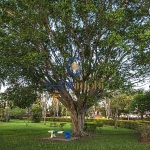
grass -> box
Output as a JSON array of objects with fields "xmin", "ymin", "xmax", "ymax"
[{"xmin": 0, "ymin": 120, "xmax": 150, "ymax": 150}]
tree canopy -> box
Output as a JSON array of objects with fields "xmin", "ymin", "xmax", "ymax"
[
  {"xmin": 4, "ymin": 85, "xmax": 37, "ymax": 109},
  {"xmin": 111, "ymin": 93, "xmax": 133, "ymax": 115},
  {"xmin": 0, "ymin": 0, "xmax": 150, "ymax": 136},
  {"xmin": 130, "ymin": 91, "xmax": 150, "ymax": 119}
]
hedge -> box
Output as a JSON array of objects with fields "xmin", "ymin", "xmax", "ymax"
[
  {"xmin": 43, "ymin": 117, "xmax": 71, "ymax": 122},
  {"xmin": 117, "ymin": 120, "xmax": 139, "ymax": 130},
  {"xmin": 0, "ymin": 117, "xmax": 10, "ymax": 122},
  {"xmin": 84, "ymin": 121, "xmax": 103, "ymax": 131},
  {"xmin": 138, "ymin": 124, "xmax": 150, "ymax": 142},
  {"xmin": 138, "ymin": 121, "xmax": 150, "ymax": 125},
  {"xmin": 38, "ymin": 117, "xmax": 149, "ymax": 134},
  {"xmin": 16, "ymin": 117, "xmax": 150, "ymax": 131}
]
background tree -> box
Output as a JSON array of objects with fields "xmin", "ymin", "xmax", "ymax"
[
  {"xmin": 4, "ymin": 85, "xmax": 37, "ymax": 109},
  {"xmin": 31, "ymin": 104, "xmax": 42, "ymax": 123},
  {"xmin": 111, "ymin": 93, "xmax": 133, "ymax": 117},
  {"xmin": 0, "ymin": 92, "xmax": 13, "ymax": 122},
  {"xmin": 130, "ymin": 91, "xmax": 150, "ymax": 120},
  {"xmin": 1, "ymin": 0, "xmax": 150, "ymax": 136},
  {"xmin": 11, "ymin": 107, "xmax": 26, "ymax": 119}
]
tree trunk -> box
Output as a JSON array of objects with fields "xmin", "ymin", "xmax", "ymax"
[
  {"xmin": 44, "ymin": 116, "xmax": 46, "ymax": 125},
  {"xmin": 5, "ymin": 109, "xmax": 10, "ymax": 122},
  {"xmin": 141, "ymin": 112, "xmax": 144, "ymax": 120},
  {"xmin": 114, "ymin": 115, "xmax": 118, "ymax": 129},
  {"xmin": 66, "ymin": 108, "xmax": 67, "ymax": 118},
  {"xmin": 57, "ymin": 89, "xmax": 91, "ymax": 137},
  {"xmin": 70, "ymin": 110, "xmax": 88, "ymax": 137}
]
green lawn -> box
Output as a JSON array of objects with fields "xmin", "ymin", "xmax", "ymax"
[{"xmin": 0, "ymin": 120, "xmax": 149, "ymax": 150}]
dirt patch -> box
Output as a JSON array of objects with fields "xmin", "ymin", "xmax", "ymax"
[
  {"xmin": 138, "ymin": 138, "xmax": 150, "ymax": 144},
  {"xmin": 40, "ymin": 136, "xmax": 80, "ymax": 142}
]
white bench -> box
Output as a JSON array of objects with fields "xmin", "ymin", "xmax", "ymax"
[
  {"xmin": 48, "ymin": 130, "xmax": 63, "ymax": 138},
  {"xmin": 48, "ymin": 130, "xmax": 72, "ymax": 139}
]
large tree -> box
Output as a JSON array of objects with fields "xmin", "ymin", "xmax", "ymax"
[{"xmin": 0, "ymin": 0, "xmax": 150, "ymax": 136}]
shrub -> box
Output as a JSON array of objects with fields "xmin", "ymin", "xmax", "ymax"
[
  {"xmin": 0, "ymin": 117, "xmax": 5, "ymax": 122},
  {"xmin": 103, "ymin": 119, "xmax": 114, "ymax": 126},
  {"xmin": 138, "ymin": 124, "xmax": 150, "ymax": 142},
  {"xmin": 85, "ymin": 118, "xmax": 95, "ymax": 122},
  {"xmin": 22, "ymin": 117, "xmax": 30, "ymax": 120},
  {"xmin": 31, "ymin": 105, "xmax": 42, "ymax": 123},
  {"xmin": 94, "ymin": 120, "xmax": 103, "ymax": 127},
  {"xmin": 84, "ymin": 120, "xmax": 103, "ymax": 132},
  {"xmin": 139, "ymin": 121, "xmax": 150, "ymax": 125},
  {"xmin": 86, "ymin": 119, "xmax": 140, "ymax": 130},
  {"xmin": 11, "ymin": 107, "xmax": 26, "ymax": 119},
  {"xmin": 84, "ymin": 122, "xmax": 97, "ymax": 132},
  {"xmin": 117, "ymin": 121, "xmax": 139, "ymax": 130},
  {"xmin": 44, "ymin": 117, "xmax": 71, "ymax": 122},
  {"xmin": 0, "ymin": 117, "xmax": 10, "ymax": 122}
]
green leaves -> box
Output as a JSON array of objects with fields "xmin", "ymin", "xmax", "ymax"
[
  {"xmin": 5, "ymin": 86, "xmax": 37, "ymax": 109},
  {"xmin": 131, "ymin": 91, "xmax": 150, "ymax": 114},
  {"xmin": 0, "ymin": 0, "xmax": 150, "ymax": 112}
]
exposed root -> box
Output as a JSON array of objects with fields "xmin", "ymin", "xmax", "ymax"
[{"xmin": 72, "ymin": 131, "xmax": 91, "ymax": 138}]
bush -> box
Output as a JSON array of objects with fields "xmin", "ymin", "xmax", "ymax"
[
  {"xmin": 0, "ymin": 117, "xmax": 10, "ymax": 122},
  {"xmin": 85, "ymin": 118, "xmax": 95, "ymax": 122},
  {"xmin": 84, "ymin": 122, "xmax": 97, "ymax": 131},
  {"xmin": 102, "ymin": 119, "xmax": 114, "ymax": 126},
  {"xmin": 0, "ymin": 117, "xmax": 5, "ymax": 122},
  {"xmin": 84, "ymin": 120, "xmax": 103, "ymax": 132},
  {"xmin": 139, "ymin": 121, "xmax": 150, "ymax": 125},
  {"xmin": 44, "ymin": 117, "xmax": 71, "ymax": 122},
  {"xmin": 117, "ymin": 121, "xmax": 139, "ymax": 130},
  {"xmin": 11, "ymin": 107, "xmax": 26, "ymax": 119},
  {"xmin": 94, "ymin": 120, "xmax": 103, "ymax": 127},
  {"xmin": 86, "ymin": 118, "xmax": 140, "ymax": 130},
  {"xmin": 22, "ymin": 117, "xmax": 32, "ymax": 120},
  {"xmin": 138, "ymin": 125, "xmax": 150, "ymax": 142},
  {"xmin": 31, "ymin": 105, "xmax": 42, "ymax": 123}
]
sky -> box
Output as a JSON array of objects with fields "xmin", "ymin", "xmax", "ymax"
[
  {"xmin": 133, "ymin": 83, "xmax": 150, "ymax": 91},
  {"xmin": 0, "ymin": 85, "xmax": 7, "ymax": 92}
]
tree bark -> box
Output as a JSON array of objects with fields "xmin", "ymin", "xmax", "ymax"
[
  {"xmin": 70, "ymin": 109, "xmax": 88, "ymax": 137},
  {"xmin": 5, "ymin": 108, "xmax": 10, "ymax": 122},
  {"xmin": 141, "ymin": 112, "xmax": 144, "ymax": 120},
  {"xmin": 114, "ymin": 98, "xmax": 119, "ymax": 129},
  {"xmin": 57, "ymin": 89, "xmax": 92, "ymax": 137}
]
